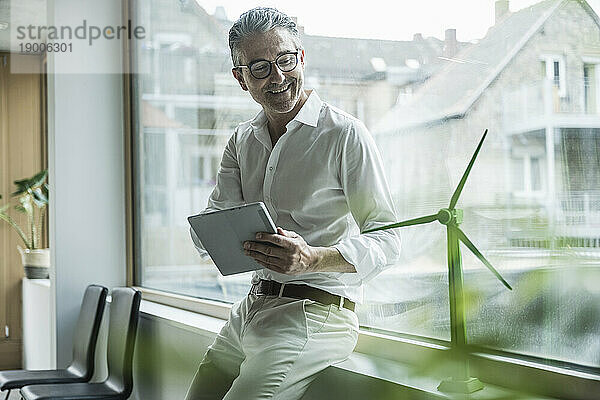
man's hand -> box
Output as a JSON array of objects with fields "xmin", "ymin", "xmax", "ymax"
[
  {"xmin": 243, "ymin": 227, "xmax": 316, "ymax": 275},
  {"xmin": 243, "ymin": 227, "xmax": 357, "ymax": 274}
]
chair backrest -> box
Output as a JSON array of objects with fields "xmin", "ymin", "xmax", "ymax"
[
  {"xmin": 67, "ymin": 284, "xmax": 108, "ymax": 380},
  {"xmin": 105, "ymin": 287, "xmax": 141, "ymax": 396}
]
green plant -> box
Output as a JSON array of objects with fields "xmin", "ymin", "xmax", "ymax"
[{"xmin": 0, "ymin": 170, "xmax": 48, "ymax": 250}]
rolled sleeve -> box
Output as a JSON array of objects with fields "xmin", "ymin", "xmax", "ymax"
[
  {"xmin": 206, "ymin": 128, "xmax": 245, "ymax": 211},
  {"xmin": 333, "ymin": 120, "xmax": 401, "ymax": 284}
]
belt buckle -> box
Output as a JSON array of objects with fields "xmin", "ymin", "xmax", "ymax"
[{"xmin": 277, "ymin": 282, "xmax": 286, "ymax": 297}]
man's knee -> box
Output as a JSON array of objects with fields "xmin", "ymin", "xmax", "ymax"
[{"xmin": 185, "ymin": 358, "xmax": 236, "ymax": 400}]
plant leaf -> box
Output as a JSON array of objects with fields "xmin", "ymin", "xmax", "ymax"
[
  {"xmin": 0, "ymin": 212, "xmax": 32, "ymax": 248},
  {"xmin": 32, "ymin": 198, "xmax": 46, "ymax": 208},
  {"xmin": 19, "ymin": 196, "xmax": 33, "ymax": 215},
  {"xmin": 32, "ymin": 187, "xmax": 48, "ymax": 206},
  {"xmin": 12, "ymin": 170, "xmax": 48, "ymax": 196},
  {"xmin": 29, "ymin": 170, "xmax": 48, "ymax": 188},
  {"xmin": 12, "ymin": 183, "xmax": 28, "ymax": 196}
]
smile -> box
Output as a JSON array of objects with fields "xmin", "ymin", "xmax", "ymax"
[{"xmin": 267, "ymin": 83, "xmax": 291, "ymax": 94}]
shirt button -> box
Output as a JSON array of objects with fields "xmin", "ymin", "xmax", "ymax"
[{"xmin": 269, "ymin": 166, "xmax": 273, "ymax": 171}]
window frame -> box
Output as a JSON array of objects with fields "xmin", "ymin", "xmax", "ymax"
[
  {"xmin": 582, "ymin": 56, "xmax": 600, "ymax": 114},
  {"xmin": 511, "ymin": 150, "xmax": 546, "ymax": 197},
  {"xmin": 122, "ymin": 1, "xmax": 600, "ymax": 398},
  {"xmin": 541, "ymin": 54, "xmax": 567, "ymax": 98}
]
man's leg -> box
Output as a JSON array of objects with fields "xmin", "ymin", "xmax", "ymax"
[
  {"xmin": 222, "ymin": 297, "xmax": 359, "ymax": 400},
  {"xmin": 184, "ymin": 355, "xmax": 238, "ymax": 400},
  {"xmin": 185, "ymin": 295, "xmax": 265, "ymax": 400}
]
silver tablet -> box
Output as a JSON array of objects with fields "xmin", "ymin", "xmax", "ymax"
[{"xmin": 187, "ymin": 202, "xmax": 277, "ymax": 276}]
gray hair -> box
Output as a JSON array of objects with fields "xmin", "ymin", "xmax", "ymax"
[{"xmin": 229, "ymin": 7, "xmax": 302, "ymax": 66}]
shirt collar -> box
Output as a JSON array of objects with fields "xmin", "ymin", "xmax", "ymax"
[
  {"xmin": 249, "ymin": 109, "xmax": 268, "ymax": 131},
  {"xmin": 291, "ymin": 90, "xmax": 321, "ymax": 128}
]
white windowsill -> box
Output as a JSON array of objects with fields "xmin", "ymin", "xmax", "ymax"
[{"xmin": 140, "ymin": 298, "xmax": 226, "ymax": 335}]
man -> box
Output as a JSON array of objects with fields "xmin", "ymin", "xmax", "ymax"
[{"xmin": 185, "ymin": 7, "xmax": 400, "ymax": 400}]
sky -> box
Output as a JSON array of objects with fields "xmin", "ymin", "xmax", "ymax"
[{"xmin": 196, "ymin": 0, "xmax": 600, "ymax": 41}]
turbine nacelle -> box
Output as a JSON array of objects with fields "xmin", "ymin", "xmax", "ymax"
[{"xmin": 436, "ymin": 208, "xmax": 462, "ymax": 225}]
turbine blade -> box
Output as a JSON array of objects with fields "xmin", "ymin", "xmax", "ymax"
[
  {"xmin": 362, "ymin": 214, "xmax": 438, "ymax": 233},
  {"xmin": 455, "ymin": 227, "xmax": 513, "ymax": 290},
  {"xmin": 449, "ymin": 129, "xmax": 488, "ymax": 210}
]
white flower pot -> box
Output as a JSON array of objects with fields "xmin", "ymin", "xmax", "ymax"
[{"xmin": 18, "ymin": 246, "xmax": 50, "ymax": 279}]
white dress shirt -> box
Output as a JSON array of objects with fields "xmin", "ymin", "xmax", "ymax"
[{"xmin": 190, "ymin": 90, "xmax": 400, "ymax": 303}]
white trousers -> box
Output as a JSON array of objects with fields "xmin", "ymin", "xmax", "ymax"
[{"xmin": 185, "ymin": 294, "xmax": 359, "ymax": 400}]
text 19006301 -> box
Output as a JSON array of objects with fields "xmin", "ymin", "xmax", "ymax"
[{"xmin": 19, "ymin": 42, "xmax": 73, "ymax": 54}]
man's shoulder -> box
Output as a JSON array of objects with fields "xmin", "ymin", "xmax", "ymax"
[
  {"xmin": 319, "ymin": 101, "xmax": 367, "ymax": 132},
  {"xmin": 235, "ymin": 120, "xmax": 251, "ymax": 134},
  {"xmin": 318, "ymin": 101, "xmax": 375, "ymax": 150},
  {"xmin": 232, "ymin": 117, "xmax": 260, "ymax": 141}
]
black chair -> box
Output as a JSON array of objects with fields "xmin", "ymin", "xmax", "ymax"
[
  {"xmin": 0, "ymin": 285, "xmax": 108, "ymax": 400},
  {"xmin": 20, "ymin": 287, "xmax": 141, "ymax": 400}
]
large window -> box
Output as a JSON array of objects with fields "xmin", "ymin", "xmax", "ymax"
[{"xmin": 131, "ymin": 0, "xmax": 600, "ymax": 371}]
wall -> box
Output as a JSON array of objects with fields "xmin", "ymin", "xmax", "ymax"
[
  {"xmin": 131, "ymin": 315, "xmax": 214, "ymax": 399},
  {"xmin": 122, "ymin": 308, "xmax": 436, "ymax": 400},
  {"xmin": 46, "ymin": 0, "xmax": 126, "ymax": 367}
]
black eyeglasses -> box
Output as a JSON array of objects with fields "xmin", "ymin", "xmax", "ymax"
[{"xmin": 236, "ymin": 51, "xmax": 299, "ymax": 79}]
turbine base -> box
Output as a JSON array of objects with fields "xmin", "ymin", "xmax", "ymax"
[{"xmin": 438, "ymin": 377, "xmax": 484, "ymax": 393}]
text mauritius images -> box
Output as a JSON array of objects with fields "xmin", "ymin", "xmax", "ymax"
[{"xmin": 16, "ymin": 19, "xmax": 146, "ymax": 46}]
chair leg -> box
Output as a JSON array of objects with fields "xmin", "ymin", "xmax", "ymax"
[{"xmin": 3, "ymin": 390, "xmax": 10, "ymax": 400}]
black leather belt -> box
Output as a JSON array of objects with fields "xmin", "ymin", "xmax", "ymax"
[{"xmin": 250, "ymin": 279, "xmax": 355, "ymax": 312}]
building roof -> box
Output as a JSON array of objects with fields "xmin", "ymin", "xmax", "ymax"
[
  {"xmin": 301, "ymin": 34, "xmax": 449, "ymax": 82},
  {"xmin": 151, "ymin": 4, "xmax": 468, "ymax": 96},
  {"xmin": 205, "ymin": 10, "xmax": 464, "ymax": 84},
  {"xmin": 374, "ymin": 0, "xmax": 584, "ymax": 134}
]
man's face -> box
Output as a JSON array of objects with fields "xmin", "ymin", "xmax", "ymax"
[{"xmin": 232, "ymin": 28, "xmax": 305, "ymax": 117}]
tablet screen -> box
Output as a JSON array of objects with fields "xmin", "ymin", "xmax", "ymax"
[{"xmin": 188, "ymin": 202, "xmax": 276, "ymax": 276}]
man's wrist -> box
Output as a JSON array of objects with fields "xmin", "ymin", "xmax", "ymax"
[{"xmin": 310, "ymin": 246, "xmax": 356, "ymax": 273}]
